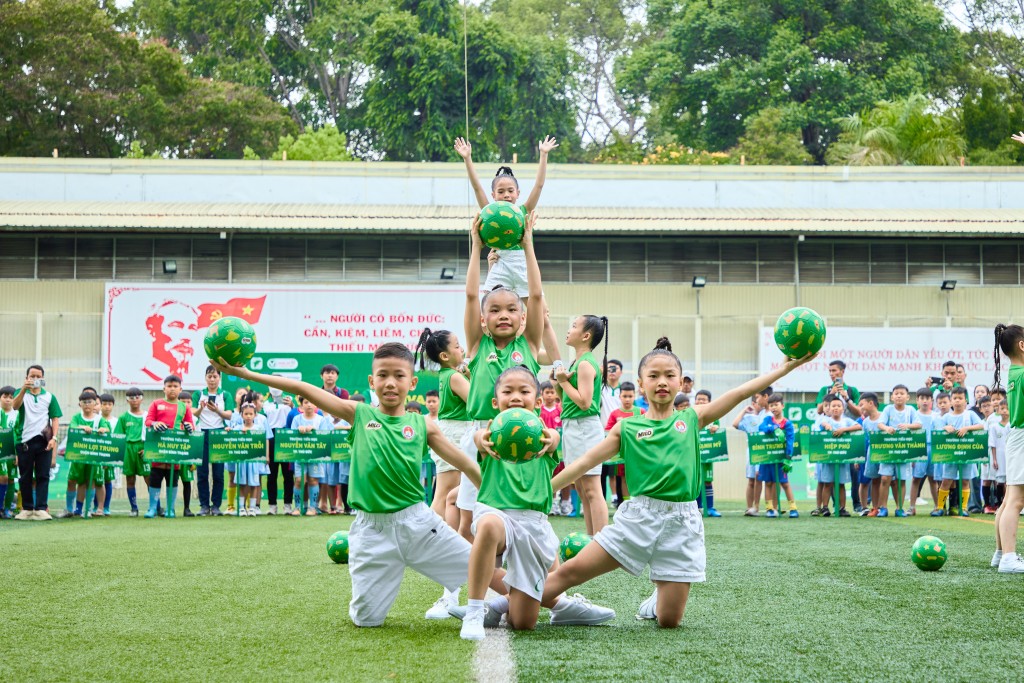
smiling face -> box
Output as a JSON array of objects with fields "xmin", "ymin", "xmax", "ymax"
[
  {"xmin": 368, "ymin": 357, "xmax": 416, "ymax": 410},
  {"xmin": 482, "ymin": 289, "xmax": 523, "ymax": 342},
  {"xmin": 491, "ymin": 177, "xmax": 520, "ymax": 204},
  {"xmin": 492, "ymin": 373, "xmax": 538, "ymax": 412},
  {"xmin": 637, "ymin": 356, "xmax": 682, "ymax": 410}
]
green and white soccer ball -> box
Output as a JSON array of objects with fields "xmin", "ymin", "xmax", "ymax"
[
  {"xmin": 773, "ymin": 307, "xmax": 826, "ymax": 359},
  {"xmin": 491, "ymin": 407, "xmax": 545, "ymax": 463},
  {"xmin": 559, "ymin": 531, "xmax": 591, "ymax": 563},
  {"xmin": 327, "ymin": 530, "xmax": 350, "ymax": 564},
  {"xmin": 204, "ymin": 316, "xmax": 257, "ymax": 367},
  {"xmin": 911, "ymin": 535, "xmax": 947, "ymax": 571},
  {"xmin": 479, "ymin": 201, "xmax": 526, "ymax": 249}
]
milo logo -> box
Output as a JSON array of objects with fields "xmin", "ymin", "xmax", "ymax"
[
  {"xmin": 674, "ymin": 420, "xmax": 688, "ymax": 434},
  {"xmin": 511, "ymin": 351, "xmax": 524, "ymax": 364},
  {"xmin": 487, "ymin": 353, "xmax": 499, "ymax": 363},
  {"xmin": 635, "ymin": 428, "xmax": 654, "ymax": 440},
  {"xmin": 241, "ymin": 337, "xmax": 252, "ymax": 345},
  {"xmin": 365, "ymin": 421, "xmax": 382, "ymax": 430},
  {"xmin": 402, "ymin": 425, "xmax": 415, "ymax": 440}
]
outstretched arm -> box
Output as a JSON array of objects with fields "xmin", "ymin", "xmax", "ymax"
[
  {"xmin": 696, "ymin": 354, "xmax": 817, "ymax": 429},
  {"xmin": 455, "ymin": 137, "xmax": 489, "ymax": 208},
  {"xmin": 523, "ymin": 136, "xmax": 558, "ymax": 212},
  {"xmin": 551, "ymin": 423, "xmax": 621, "ymax": 490},
  {"xmin": 521, "ymin": 211, "xmax": 544, "ymax": 355},
  {"xmin": 464, "ymin": 217, "xmax": 485, "ymax": 356},
  {"xmin": 210, "ymin": 359, "xmax": 357, "ymax": 426}
]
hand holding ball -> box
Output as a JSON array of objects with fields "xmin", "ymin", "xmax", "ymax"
[
  {"xmin": 204, "ymin": 316, "xmax": 257, "ymax": 367},
  {"xmin": 491, "ymin": 408, "xmax": 546, "ymax": 463},
  {"xmin": 774, "ymin": 307, "xmax": 826, "ymax": 359}
]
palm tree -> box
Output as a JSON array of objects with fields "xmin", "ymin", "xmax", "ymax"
[{"xmin": 827, "ymin": 94, "xmax": 966, "ymax": 166}]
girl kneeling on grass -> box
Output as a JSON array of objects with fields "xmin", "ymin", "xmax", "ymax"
[{"xmin": 542, "ymin": 338, "xmax": 815, "ymax": 628}]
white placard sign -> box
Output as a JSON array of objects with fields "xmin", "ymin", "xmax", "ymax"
[
  {"xmin": 103, "ymin": 283, "xmax": 464, "ymax": 389},
  {"xmin": 758, "ymin": 326, "xmax": 998, "ymax": 392}
]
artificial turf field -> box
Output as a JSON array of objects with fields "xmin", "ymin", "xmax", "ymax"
[{"xmin": 4, "ymin": 503, "xmax": 1022, "ymax": 682}]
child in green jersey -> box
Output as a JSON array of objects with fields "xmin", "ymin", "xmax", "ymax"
[
  {"xmin": 0, "ymin": 386, "xmax": 17, "ymax": 518},
  {"xmin": 67, "ymin": 391, "xmax": 112, "ymax": 517},
  {"xmin": 991, "ymin": 323, "xmax": 1024, "ymax": 573},
  {"xmin": 212, "ymin": 342, "xmax": 484, "ymax": 627},
  {"xmin": 114, "ymin": 388, "xmax": 147, "ymax": 516},
  {"xmin": 95, "ymin": 394, "xmax": 117, "ymax": 515},
  {"xmin": 453, "ymin": 366, "xmax": 614, "ymax": 640},
  {"xmin": 555, "ymin": 314, "xmax": 610, "ymax": 536},
  {"xmin": 457, "ymin": 212, "xmax": 546, "ymax": 539},
  {"xmin": 542, "ymin": 337, "xmax": 815, "ymax": 628}
]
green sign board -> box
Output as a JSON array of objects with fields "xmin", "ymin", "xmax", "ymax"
[
  {"xmin": 699, "ymin": 430, "xmax": 728, "ymax": 463},
  {"xmin": 329, "ymin": 428, "xmax": 352, "ymax": 462},
  {"xmin": 64, "ymin": 429, "xmax": 127, "ymax": 466},
  {"xmin": 802, "ymin": 432, "xmax": 866, "ymax": 464},
  {"xmin": 208, "ymin": 430, "xmax": 267, "ymax": 463},
  {"xmin": 143, "ymin": 430, "xmax": 205, "ymax": 465},
  {"xmin": 273, "ymin": 429, "xmax": 332, "ymax": 463},
  {"xmin": 0, "ymin": 428, "xmax": 14, "ymax": 462},
  {"xmin": 747, "ymin": 433, "xmax": 789, "ymax": 465},
  {"xmin": 868, "ymin": 432, "xmax": 927, "ymax": 463},
  {"xmin": 931, "ymin": 431, "xmax": 988, "ymax": 464}
]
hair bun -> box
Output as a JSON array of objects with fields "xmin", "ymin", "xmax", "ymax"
[
  {"xmin": 654, "ymin": 336, "xmax": 672, "ymax": 352},
  {"xmin": 495, "ymin": 166, "xmax": 515, "ymax": 178}
]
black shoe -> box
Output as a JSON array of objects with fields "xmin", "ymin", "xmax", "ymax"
[
  {"xmin": 820, "ymin": 508, "xmax": 831, "ymax": 517},
  {"xmin": 199, "ymin": 506, "xmax": 210, "ymax": 516},
  {"xmin": 211, "ymin": 507, "xmax": 224, "ymax": 516},
  {"xmin": 183, "ymin": 508, "xmax": 194, "ymax": 517},
  {"xmin": 838, "ymin": 508, "xmax": 851, "ymax": 517}
]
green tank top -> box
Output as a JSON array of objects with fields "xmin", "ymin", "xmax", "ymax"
[
  {"xmin": 619, "ymin": 408, "xmax": 701, "ymax": 502},
  {"xmin": 467, "ymin": 335, "xmax": 540, "ymax": 421},
  {"xmin": 346, "ymin": 403, "xmax": 429, "ymax": 513},
  {"xmin": 1008, "ymin": 364, "xmax": 1024, "ymax": 429},
  {"xmin": 438, "ymin": 368, "xmax": 470, "ymax": 421},
  {"xmin": 561, "ymin": 352, "xmax": 601, "ymax": 421},
  {"xmin": 477, "ymin": 453, "xmax": 558, "ymax": 514},
  {"xmin": 115, "ymin": 412, "xmax": 145, "ymax": 442}
]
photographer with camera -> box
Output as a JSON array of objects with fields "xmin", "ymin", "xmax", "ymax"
[
  {"xmin": 12, "ymin": 365, "xmax": 62, "ymax": 520},
  {"xmin": 815, "ymin": 360, "xmax": 861, "ymax": 419}
]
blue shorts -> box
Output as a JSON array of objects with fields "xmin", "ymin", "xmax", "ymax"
[
  {"xmin": 878, "ymin": 462, "xmax": 913, "ymax": 481},
  {"xmin": 320, "ymin": 462, "xmax": 341, "ymax": 486},
  {"xmin": 940, "ymin": 464, "xmax": 977, "ymax": 481},
  {"xmin": 912, "ymin": 458, "xmax": 933, "ymax": 479},
  {"xmin": 338, "ymin": 461, "xmax": 350, "ymax": 485},
  {"xmin": 294, "ymin": 463, "xmax": 324, "ymax": 480},
  {"xmin": 819, "ymin": 463, "xmax": 851, "ymax": 484},
  {"xmin": 862, "ymin": 457, "xmax": 879, "ymax": 481},
  {"xmin": 745, "ymin": 465, "xmax": 759, "ymax": 479},
  {"xmin": 757, "ymin": 463, "xmax": 788, "ymax": 483}
]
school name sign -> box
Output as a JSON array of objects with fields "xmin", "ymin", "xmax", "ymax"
[{"xmin": 759, "ymin": 327, "xmax": 996, "ymax": 392}]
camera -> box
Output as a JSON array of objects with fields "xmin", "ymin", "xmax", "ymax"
[{"xmin": 32, "ymin": 378, "xmax": 45, "ymax": 388}]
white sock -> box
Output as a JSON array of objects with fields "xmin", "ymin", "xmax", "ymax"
[
  {"xmin": 994, "ymin": 550, "xmax": 1004, "ymax": 558},
  {"xmin": 467, "ymin": 598, "xmax": 485, "ymax": 614},
  {"xmin": 1002, "ymin": 552, "xmax": 1018, "ymax": 561},
  {"xmin": 488, "ymin": 595, "xmax": 509, "ymax": 615},
  {"xmin": 447, "ymin": 587, "xmax": 460, "ymax": 603}
]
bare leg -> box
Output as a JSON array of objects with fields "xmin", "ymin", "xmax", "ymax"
[
  {"xmin": 431, "ymin": 470, "xmax": 460, "ymax": 519},
  {"xmin": 541, "ymin": 541, "xmax": 622, "ymax": 607},
  {"xmin": 653, "ymin": 580, "xmax": 692, "ymax": 629},
  {"xmin": 445, "ymin": 486, "xmax": 461, "ymax": 530},
  {"xmin": 458, "ymin": 508, "xmax": 475, "ymax": 543},
  {"xmin": 506, "ymin": 588, "xmax": 542, "ymax": 631},
  {"xmin": 878, "ymin": 476, "xmax": 892, "ymax": 508},
  {"xmin": 468, "ymin": 515, "xmax": 505, "ymax": 601},
  {"xmin": 754, "ymin": 479, "xmax": 763, "ymax": 512},
  {"xmin": 997, "ymin": 485, "xmax": 1024, "ymax": 552},
  {"xmin": 575, "ymin": 475, "xmax": 608, "ymax": 535}
]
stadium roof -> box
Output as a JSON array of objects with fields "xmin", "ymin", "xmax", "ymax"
[{"xmin": 1, "ymin": 200, "xmax": 1023, "ymax": 237}]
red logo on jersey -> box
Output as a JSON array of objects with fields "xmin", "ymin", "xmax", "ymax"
[
  {"xmin": 402, "ymin": 425, "xmax": 415, "ymax": 440},
  {"xmin": 674, "ymin": 420, "xmax": 687, "ymax": 433},
  {"xmin": 511, "ymin": 351, "xmax": 524, "ymax": 364}
]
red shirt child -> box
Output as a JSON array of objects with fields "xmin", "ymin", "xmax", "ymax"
[{"xmin": 145, "ymin": 379, "xmax": 195, "ymax": 470}]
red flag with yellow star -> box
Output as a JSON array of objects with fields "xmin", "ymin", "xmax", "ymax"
[{"xmin": 197, "ymin": 296, "xmax": 267, "ymax": 328}]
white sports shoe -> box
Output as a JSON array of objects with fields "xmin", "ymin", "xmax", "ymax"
[
  {"xmin": 635, "ymin": 588, "xmax": 658, "ymax": 620},
  {"xmin": 549, "ymin": 594, "xmax": 616, "ymax": 626},
  {"xmin": 460, "ymin": 609, "xmax": 486, "ymax": 641},
  {"xmin": 283, "ymin": 504, "xmax": 293, "ymax": 514},
  {"xmin": 252, "ymin": 506, "xmax": 261, "ymax": 516},
  {"xmin": 559, "ymin": 500, "xmax": 573, "ymax": 516},
  {"xmin": 549, "ymin": 499, "xmax": 561, "ymax": 516},
  {"xmin": 14, "ymin": 510, "xmax": 33, "ymax": 520},
  {"xmin": 34, "ymin": 510, "xmax": 53, "ymax": 521},
  {"xmin": 425, "ymin": 588, "xmax": 458, "ymax": 620},
  {"xmin": 268, "ymin": 505, "xmax": 277, "ymax": 515},
  {"xmin": 447, "ymin": 604, "xmax": 501, "ymax": 628},
  {"xmin": 998, "ymin": 553, "xmax": 1024, "ymax": 574},
  {"xmin": 992, "ymin": 550, "xmax": 1004, "ymax": 568}
]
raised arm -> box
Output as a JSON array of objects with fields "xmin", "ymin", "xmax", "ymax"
[
  {"xmin": 523, "ymin": 136, "xmax": 558, "ymax": 212},
  {"xmin": 551, "ymin": 423, "xmax": 621, "ymax": 490},
  {"xmin": 465, "ymin": 218, "xmax": 484, "ymax": 356},
  {"xmin": 210, "ymin": 359, "xmax": 357, "ymax": 426},
  {"xmin": 449, "ymin": 371, "xmax": 471, "ymax": 403},
  {"xmin": 521, "ymin": 211, "xmax": 544, "ymax": 355},
  {"xmin": 455, "ymin": 137, "xmax": 489, "ymax": 208},
  {"xmin": 696, "ymin": 354, "xmax": 817, "ymax": 429},
  {"xmin": 427, "ymin": 419, "xmax": 481, "ymax": 488}
]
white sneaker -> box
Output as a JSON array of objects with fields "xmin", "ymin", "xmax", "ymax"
[
  {"xmin": 425, "ymin": 589, "xmax": 456, "ymax": 620},
  {"xmin": 447, "ymin": 604, "xmax": 501, "ymax": 628},
  {"xmin": 635, "ymin": 588, "xmax": 658, "ymax": 620},
  {"xmin": 460, "ymin": 609, "xmax": 486, "ymax": 641},
  {"xmin": 549, "ymin": 594, "xmax": 616, "ymax": 626},
  {"xmin": 14, "ymin": 509, "xmax": 33, "ymax": 520},
  {"xmin": 283, "ymin": 504, "xmax": 293, "ymax": 514},
  {"xmin": 252, "ymin": 506, "xmax": 261, "ymax": 516},
  {"xmin": 560, "ymin": 500, "xmax": 573, "ymax": 516},
  {"xmin": 915, "ymin": 497, "xmax": 929, "ymax": 506},
  {"xmin": 992, "ymin": 550, "xmax": 1004, "ymax": 568},
  {"xmin": 549, "ymin": 500, "xmax": 560, "ymax": 516},
  {"xmin": 34, "ymin": 510, "xmax": 52, "ymax": 521},
  {"xmin": 268, "ymin": 505, "xmax": 277, "ymax": 515},
  {"xmin": 998, "ymin": 553, "xmax": 1024, "ymax": 574}
]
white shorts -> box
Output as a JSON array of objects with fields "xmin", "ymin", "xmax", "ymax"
[
  {"xmin": 456, "ymin": 420, "xmax": 488, "ymax": 510},
  {"xmin": 483, "ymin": 249, "xmax": 528, "ymax": 299},
  {"xmin": 472, "ymin": 503, "xmax": 558, "ymax": 601},
  {"xmin": 594, "ymin": 495, "xmax": 706, "ymax": 583},
  {"xmin": 1006, "ymin": 428, "xmax": 1024, "ymax": 486},
  {"xmin": 348, "ymin": 502, "xmax": 471, "ymax": 627},
  {"xmin": 562, "ymin": 415, "xmax": 604, "ymax": 477},
  {"xmin": 435, "ymin": 419, "xmax": 473, "ymax": 474}
]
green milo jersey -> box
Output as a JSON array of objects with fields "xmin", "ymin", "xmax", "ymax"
[
  {"xmin": 620, "ymin": 408, "xmax": 701, "ymax": 502},
  {"xmin": 114, "ymin": 412, "xmax": 145, "ymax": 442},
  {"xmin": 478, "ymin": 453, "xmax": 557, "ymax": 514},
  {"xmin": 438, "ymin": 368, "xmax": 470, "ymax": 421},
  {"xmin": 69, "ymin": 413, "xmax": 110, "ymax": 432},
  {"xmin": 561, "ymin": 352, "xmax": 601, "ymax": 421},
  {"xmin": 346, "ymin": 402, "xmax": 429, "ymax": 513},
  {"xmin": 1008, "ymin": 364, "xmax": 1024, "ymax": 429},
  {"xmin": 467, "ymin": 335, "xmax": 540, "ymax": 421}
]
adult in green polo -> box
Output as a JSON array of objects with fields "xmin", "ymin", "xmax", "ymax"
[
  {"xmin": 12, "ymin": 364, "xmax": 62, "ymax": 520},
  {"xmin": 815, "ymin": 360, "xmax": 861, "ymax": 418}
]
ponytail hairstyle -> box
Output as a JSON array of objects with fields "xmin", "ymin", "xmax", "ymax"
[
  {"xmin": 993, "ymin": 323, "xmax": 1024, "ymax": 389},
  {"xmin": 638, "ymin": 337, "xmax": 682, "ymax": 374},
  {"xmin": 415, "ymin": 328, "xmax": 454, "ymax": 370},
  {"xmin": 580, "ymin": 315, "xmax": 610, "ymax": 386},
  {"xmin": 491, "ymin": 166, "xmax": 519, "ymax": 191}
]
